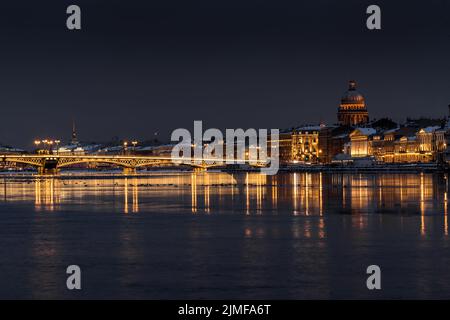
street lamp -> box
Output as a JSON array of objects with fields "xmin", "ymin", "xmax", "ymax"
[
  {"xmin": 34, "ymin": 140, "xmax": 41, "ymax": 154},
  {"xmin": 132, "ymin": 141, "xmax": 138, "ymax": 154},
  {"xmin": 34, "ymin": 138, "xmax": 61, "ymax": 154},
  {"xmin": 55, "ymin": 140, "xmax": 61, "ymax": 155},
  {"xmin": 123, "ymin": 141, "xmax": 128, "ymax": 155},
  {"xmin": 48, "ymin": 140, "xmax": 54, "ymax": 154}
]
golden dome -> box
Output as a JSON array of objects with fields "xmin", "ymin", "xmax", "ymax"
[{"xmin": 340, "ymin": 80, "xmax": 365, "ymax": 107}]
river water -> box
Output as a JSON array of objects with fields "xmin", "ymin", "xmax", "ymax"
[{"xmin": 0, "ymin": 171, "xmax": 449, "ymax": 299}]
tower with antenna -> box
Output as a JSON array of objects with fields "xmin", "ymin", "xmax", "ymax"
[{"xmin": 71, "ymin": 120, "xmax": 79, "ymax": 145}]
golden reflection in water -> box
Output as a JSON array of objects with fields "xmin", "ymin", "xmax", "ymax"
[
  {"xmin": 124, "ymin": 177, "xmax": 129, "ymax": 214},
  {"xmin": 305, "ymin": 173, "xmax": 310, "ymax": 216},
  {"xmin": 191, "ymin": 173, "xmax": 197, "ymax": 213},
  {"xmin": 121, "ymin": 177, "xmax": 140, "ymax": 214},
  {"xmin": 445, "ymin": 191, "xmax": 448, "ymax": 236},
  {"xmin": 293, "ymin": 173, "xmax": 298, "ymax": 215},
  {"xmin": 342, "ymin": 175, "xmax": 347, "ymax": 208},
  {"xmin": 399, "ymin": 177, "xmax": 403, "ymax": 203},
  {"xmin": 421, "ymin": 173, "xmax": 425, "ymax": 236},
  {"xmin": 349, "ymin": 174, "xmax": 369, "ymax": 216},
  {"xmin": 34, "ymin": 178, "xmax": 59, "ymax": 211},
  {"xmin": 204, "ymin": 173, "xmax": 210, "ymax": 213},
  {"xmin": 318, "ymin": 217, "xmax": 325, "ymax": 239},
  {"xmin": 246, "ymin": 173, "xmax": 250, "ymax": 215},
  {"xmin": 256, "ymin": 174, "xmax": 262, "ymax": 214},
  {"xmin": 188, "ymin": 172, "xmax": 236, "ymax": 214},
  {"xmin": 35, "ymin": 180, "xmax": 40, "ymax": 206},
  {"xmin": 272, "ymin": 175, "xmax": 278, "ymax": 210},
  {"xmin": 319, "ymin": 172, "xmax": 323, "ymax": 216},
  {"xmin": 0, "ymin": 172, "xmax": 448, "ymax": 234},
  {"xmin": 241, "ymin": 173, "xmax": 268, "ymax": 215},
  {"xmin": 132, "ymin": 177, "xmax": 139, "ymax": 213}
]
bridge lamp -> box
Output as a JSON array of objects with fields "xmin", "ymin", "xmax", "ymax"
[
  {"xmin": 34, "ymin": 140, "xmax": 41, "ymax": 154},
  {"xmin": 123, "ymin": 141, "xmax": 128, "ymax": 155},
  {"xmin": 47, "ymin": 141, "xmax": 54, "ymax": 155},
  {"xmin": 131, "ymin": 141, "xmax": 138, "ymax": 154},
  {"xmin": 54, "ymin": 140, "xmax": 61, "ymax": 155}
]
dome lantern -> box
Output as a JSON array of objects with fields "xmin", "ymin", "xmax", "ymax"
[{"xmin": 337, "ymin": 80, "xmax": 369, "ymax": 126}]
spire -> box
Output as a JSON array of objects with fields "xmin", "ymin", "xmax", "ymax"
[
  {"xmin": 71, "ymin": 120, "xmax": 78, "ymax": 145},
  {"xmin": 348, "ymin": 80, "xmax": 357, "ymax": 91}
]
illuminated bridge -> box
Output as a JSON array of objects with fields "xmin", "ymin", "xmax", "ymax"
[{"xmin": 0, "ymin": 154, "xmax": 267, "ymax": 175}]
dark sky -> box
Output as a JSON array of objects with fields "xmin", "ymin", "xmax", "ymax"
[{"xmin": 1, "ymin": 0, "xmax": 450, "ymax": 148}]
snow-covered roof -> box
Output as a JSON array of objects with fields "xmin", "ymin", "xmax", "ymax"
[
  {"xmin": 295, "ymin": 125, "xmax": 322, "ymax": 131},
  {"xmin": 383, "ymin": 127, "xmax": 401, "ymax": 134},
  {"xmin": 333, "ymin": 133, "xmax": 349, "ymax": 139},
  {"xmin": 56, "ymin": 143, "xmax": 102, "ymax": 151},
  {"xmin": 0, "ymin": 146, "xmax": 24, "ymax": 152},
  {"xmin": 353, "ymin": 128, "xmax": 377, "ymax": 136},
  {"xmin": 98, "ymin": 146, "xmax": 123, "ymax": 152},
  {"xmin": 137, "ymin": 146, "xmax": 156, "ymax": 151},
  {"xmin": 420, "ymin": 126, "xmax": 441, "ymax": 133},
  {"xmin": 154, "ymin": 143, "xmax": 178, "ymax": 148}
]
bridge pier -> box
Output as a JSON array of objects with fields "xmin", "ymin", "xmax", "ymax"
[
  {"xmin": 123, "ymin": 167, "xmax": 136, "ymax": 175},
  {"xmin": 38, "ymin": 167, "xmax": 59, "ymax": 175}
]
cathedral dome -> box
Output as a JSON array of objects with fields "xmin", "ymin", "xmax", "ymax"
[
  {"xmin": 340, "ymin": 80, "xmax": 365, "ymax": 106},
  {"xmin": 337, "ymin": 80, "xmax": 369, "ymax": 126}
]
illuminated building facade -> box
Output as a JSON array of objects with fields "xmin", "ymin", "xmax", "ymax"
[
  {"xmin": 291, "ymin": 126, "xmax": 322, "ymax": 162},
  {"xmin": 271, "ymin": 127, "xmax": 324, "ymax": 164},
  {"xmin": 351, "ymin": 126, "xmax": 448, "ymax": 163},
  {"xmin": 349, "ymin": 128, "xmax": 376, "ymax": 157},
  {"xmin": 338, "ymin": 80, "xmax": 369, "ymax": 126}
]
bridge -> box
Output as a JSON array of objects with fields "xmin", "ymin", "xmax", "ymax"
[{"xmin": 0, "ymin": 154, "xmax": 267, "ymax": 175}]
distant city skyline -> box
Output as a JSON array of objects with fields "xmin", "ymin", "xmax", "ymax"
[
  {"xmin": 3, "ymin": 78, "xmax": 449, "ymax": 150},
  {"xmin": 1, "ymin": 1, "xmax": 449, "ymax": 148}
]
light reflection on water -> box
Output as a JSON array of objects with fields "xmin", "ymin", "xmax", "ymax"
[
  {"xmin": 1, "ymin": 171, "xmax": 450, "ymax": 299},
  {"xmin": 1, "ymin": 172, "xmax": 449, "ymax": 215},
  {"xmin": 1, "ymin": 171, "xmax": 449, "ymax": 238},
  {"xmin": 0, "ymin": 171, "xmax": 449, "ymax": 239}
]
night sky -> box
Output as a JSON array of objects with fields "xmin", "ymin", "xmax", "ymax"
[{"xmin": 1, "ymin": 0, "xmax": 449, "ymax": 148}]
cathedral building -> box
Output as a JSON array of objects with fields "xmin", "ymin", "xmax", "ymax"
[{"xmin": 337, "ymin": 80, "xmax": 369, "ymax": 126}]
